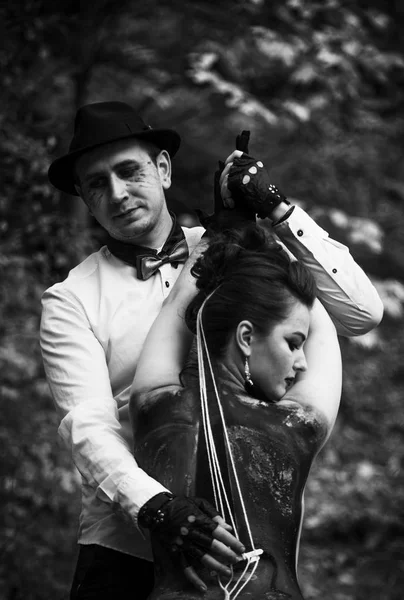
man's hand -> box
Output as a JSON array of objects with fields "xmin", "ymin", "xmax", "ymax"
[
  {"xmin": 220, "ymin": 150, "xmax": 289, "ymax": 219},
  {"xmin": 138, "ymin": 494, "xmax": 245, "ymax": 592}
]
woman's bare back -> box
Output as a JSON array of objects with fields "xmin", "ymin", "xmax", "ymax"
[{"xmin": 132, "ymin": 370, "xmax": 327, "ymax": 600}]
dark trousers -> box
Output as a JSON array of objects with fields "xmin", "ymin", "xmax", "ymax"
[{"xmin": 70, "ymin": 544, "xmax": 155, "ymax": 600}]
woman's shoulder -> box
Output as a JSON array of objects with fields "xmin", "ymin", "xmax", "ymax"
[
  {"xmin": 224, "ymin": 389, "xmax": 329, "ymax": 450},
  {"xmin": 132, "ymin": 385, "xmax": 184, "ymax": 410},
  {"xmin": 131, "ymin": 384, "xmax": 199, "ymax": 427},
  {"xmin": 275, "ymin": 398, "xmax": 329, "ymax": 445}
]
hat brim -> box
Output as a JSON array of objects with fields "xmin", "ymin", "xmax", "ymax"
[{"xmin": 48, "ymin": 129, "xmax": 181, "ymax": 197}]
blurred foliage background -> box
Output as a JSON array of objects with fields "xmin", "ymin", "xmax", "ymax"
[{"xmin": 1, "ymin": 0, "xmax": 404, "ymax": 598}]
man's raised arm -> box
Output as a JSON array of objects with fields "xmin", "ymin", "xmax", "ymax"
[{"xmin": 219, "ymin": 150, "xmax": 383, "ymax": 337}]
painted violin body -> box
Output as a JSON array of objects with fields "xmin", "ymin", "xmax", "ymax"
[{"xmin": 132, "ymin": 372, "xmax": 326, "ymax": 600}]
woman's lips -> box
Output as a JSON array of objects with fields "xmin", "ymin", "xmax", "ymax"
[{"xmin": 285, "ymin": 378, "xmax": 295, "ymax": 390}]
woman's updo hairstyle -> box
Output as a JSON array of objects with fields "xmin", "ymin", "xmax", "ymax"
[{"xmin": 185, "ymin": 225, "xmax": 317, "ymax": 358}]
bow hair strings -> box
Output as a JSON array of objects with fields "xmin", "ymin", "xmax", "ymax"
[{"xmin": 196, "ymin": 293, "xmax": 263, "ymax": 599}]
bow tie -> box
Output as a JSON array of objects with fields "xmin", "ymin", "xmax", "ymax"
[{"xmin": 106, "ymin": 215, "xmax": 189, "ymax": 280}]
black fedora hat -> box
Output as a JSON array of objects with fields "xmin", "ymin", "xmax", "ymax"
[{"xmin": 48, "ymin": 101, "xmax": 181, "ymax": 196}]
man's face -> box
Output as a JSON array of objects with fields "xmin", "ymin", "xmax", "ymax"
[{"xmin": 75, "ymin": 138, "xmax": 172, "ymax": 244}]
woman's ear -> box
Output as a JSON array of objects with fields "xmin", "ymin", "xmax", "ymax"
[
  {"xmin": 235, "ymin": 320, "xmax": 254, "ymax": 357},
  {"xmin": 157, "ymin": 150, "xmax": 172, "ymax": 189}
]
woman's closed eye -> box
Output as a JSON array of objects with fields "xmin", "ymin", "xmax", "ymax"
[{"xmin": 287, "ymin": 340, "xmax": 303, "ymax": 352}]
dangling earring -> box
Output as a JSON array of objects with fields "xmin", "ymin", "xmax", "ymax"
[{"xmin": 244, "ymin": 357, "xmax": 254, "ymax": 394}]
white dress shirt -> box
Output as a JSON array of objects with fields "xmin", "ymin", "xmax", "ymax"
[
  {"xmin": 273, "ymin": 206, "xmax": 383, "ymax": 335},
  {"xmin": 40, "ymin": 209, "xmax": 383, "ymax": 560}
]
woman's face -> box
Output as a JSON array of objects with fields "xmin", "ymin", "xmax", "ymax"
[{"xmin": 249, "ymin": 301, "xmax": 311, "ymax": 402}]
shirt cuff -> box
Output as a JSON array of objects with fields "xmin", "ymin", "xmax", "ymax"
[
  {"xmin": 116, "ymin": 475, "xmax": 171, "ymax": 529},
  {"xmin": 272, "ymin": 204, "xmax": 330, "ymax": 240}
]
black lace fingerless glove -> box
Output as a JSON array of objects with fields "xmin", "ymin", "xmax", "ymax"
[
  {"xmin": 138, "ymin": 493, "xmax": 221, "ymax": 561},
  {"xmin": 227, "ymin": 154, "xmax": 289, "ymax": 219},
  {"xmin": 138, "ymin": 491, "xmax": 175, "ymax": 529}
]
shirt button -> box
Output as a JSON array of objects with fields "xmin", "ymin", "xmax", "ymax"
[
  {"xmin": 332, "ymin": 268, "xmax": 337, "ymax": 274},
  {"xmin": 165, "ymin": 281, "xmax": 170, "ymax": 288},
  {"xmin": 297, "ymin": 229, "xmax": 304, "ymax": 237}
]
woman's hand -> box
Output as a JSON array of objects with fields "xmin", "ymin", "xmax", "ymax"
[{"xmin": 138, "ymin": 493, "xmax": 245, "ymax": 592}]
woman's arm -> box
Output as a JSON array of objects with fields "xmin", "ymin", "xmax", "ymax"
[
  {"xmin": 220, "ymin": 150, "xmax": 383, "ymax": 336},
  {"xmin": 130, "ymin": 240, "xmax": 208, "ymax": 401},
  {"xmin": 281, "ymin": 298, "xmax": 342, "ymax": 441}
]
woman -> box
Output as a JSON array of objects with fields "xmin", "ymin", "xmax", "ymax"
[{"xmin": 130, "ymin": 225, "xmax": 341, "ymax": 600}]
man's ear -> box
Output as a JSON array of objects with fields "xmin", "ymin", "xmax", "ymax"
[
  {"xmin": 157, "ymin": 150, "xmax": 172, "ymax": 190},
  {"xmin": 74, "ymin": 185, "xmax": 93, "ymax": 215},
  {"xmin": 235, "ymin": 320, "xmax": 254, "ymax": 357}
]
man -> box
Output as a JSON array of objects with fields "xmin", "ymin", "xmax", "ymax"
[{"xmin": 41, "ymin": 101, "xmax": 383, "ymax": 599}]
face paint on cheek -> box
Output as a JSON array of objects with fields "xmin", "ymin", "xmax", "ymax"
[
  {"xmin": 86, "ymin": 189, "xmax": 104, "ymax": 209},
  {"xmin": 133, "ymin": 169, "xmax": 148, "ymax": 183},
  {"xmin": 131, "ymin": 165, "xmax": 160, "ymax": 187}
]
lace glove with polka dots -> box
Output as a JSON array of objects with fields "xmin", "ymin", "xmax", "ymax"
[
  {"xmin": 227, "ymin": 153, "xmax": 289, "ymax": 219},
  {"xmin": 138, "ymin": 493, "xmax": 245, "ymax": 592}
]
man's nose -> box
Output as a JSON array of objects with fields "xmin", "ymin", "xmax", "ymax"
[
  {"xmin": 109, "ymin": 173, "xmax": 128, "ymax": 203},
  {"xmin": 294, "ymin": 349, "xmax": 308, "ymax": 373}
]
